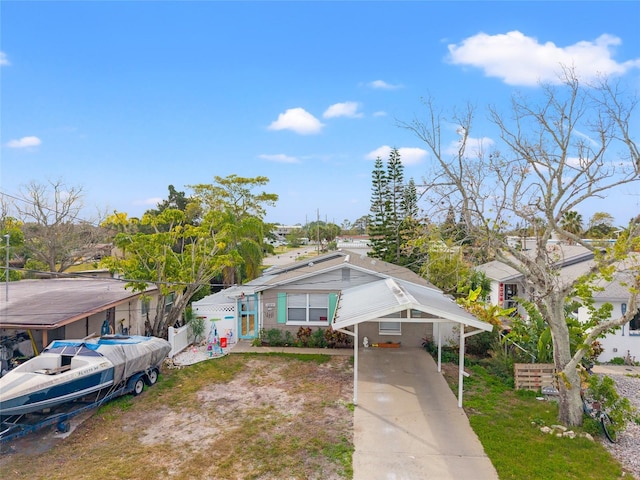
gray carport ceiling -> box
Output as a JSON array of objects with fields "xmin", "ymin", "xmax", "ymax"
[{"xmin": 332, "ymin": 277, "xmax": 492, "ymax": 332}]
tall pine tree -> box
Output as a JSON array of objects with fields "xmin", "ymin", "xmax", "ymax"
[
  {"xmin": 368, "ymin": 156, "xmax": 389, "ymax": 259},
  {"xmin": 369, "ymin": 148, "xmax": 423, "ymax": 267},
  {"xmin": 385, "ymin": 148, "xmax": 405, "ymax": 264}
]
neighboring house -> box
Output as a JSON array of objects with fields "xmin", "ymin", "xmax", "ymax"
[
  {"xmin": 577, "ymin": 269, "xmax": 640, "ymax": 363},
  {"xmin": 477, "ymin": 244, "xmax": 596, "ymax": 317},
  {"xmin": 476, "ymin": 244, "xmax": 640, "ymax": 363},
  {"xmin": 0, "ymin": 277, "xmax": 160, "ymax": 368}
]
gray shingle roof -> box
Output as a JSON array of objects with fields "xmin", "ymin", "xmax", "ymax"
[{"xmin": 253, "ymin": 249, "xmax": 434, "ymax": 290}]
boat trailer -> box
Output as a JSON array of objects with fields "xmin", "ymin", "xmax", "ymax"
[{"xmin": 1, "ymin": 371, "xmax": 149, "ymax": 444}]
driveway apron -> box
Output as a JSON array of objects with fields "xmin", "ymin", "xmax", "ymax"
[{"xmin": 353, "ymin": 347, "xmax": 499, "ymax": 480}]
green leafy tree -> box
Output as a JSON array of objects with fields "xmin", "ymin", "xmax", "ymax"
[
  {"xmin": 306, "ymin": 220, "xmax": 341, "ymax": 250},
  {"xmin": 585, "ymin": 212, "xmax": 616, "ymax": 239},
  {"xmin": 416, "ymin": 235, "xmax": 471, "ymax": 296},
  {"xmin": 101, "ymin": 175, "xmax": 278, "ymax": 337},
  {"xmin": 101, "ymin": 208, "xmax": 235, "ymax": 338},
  {"xmin": 560, "ymin": 210, "xmax": 584, "ymax": 243},
  {"xmin": 1, "ymin": 216, "xmax": 25, "ymax": 281},
  {"xmin": 351, "ymin": 215, "xmax": 369, "ymax": 235},
  {"xmin": 190, "ymin": 175, "xmax": 278, "ymax": 286},
  {"xmin": 147, "ymin": 185, "xmax": 190, "ymax": 215},
  {"xmin": 458, "ymin": 270, "xmax": 492, "ymax": 301}
]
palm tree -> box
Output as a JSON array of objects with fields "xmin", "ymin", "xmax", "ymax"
[{"xmin": 560, "ymin": 210, "xmax": 583, "ymax": 243}]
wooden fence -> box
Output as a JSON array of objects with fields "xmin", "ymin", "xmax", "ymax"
[{"xmin": 514, "ymin": 363, "xmax": 556, "ymax": 391}]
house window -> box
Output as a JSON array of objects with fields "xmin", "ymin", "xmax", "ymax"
[
  {"xmin": 630, "ymin": 310, "xmax": 640, "ymax": 336},
  {"xmin": 141, "ymin": 298, "xmax": 150, "ymax": 315},
  {"xmin": 379, "ymin": 321, "xmax": 401, "ymax": 335},
  {"xmin": 503, "ymin": 283, "xmax": 518, "ymax": 309},
  {"xmin": 164, "ymin": 293, "xmax": 174, "ymax": 314},
  {"xmin": 287, "ymin": 293, "xmax": 329, "ymax": 325}
]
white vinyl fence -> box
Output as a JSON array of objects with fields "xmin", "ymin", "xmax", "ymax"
[{"xmin": 168, "ymin": 324, "xmax": 192, "ymax": 358}]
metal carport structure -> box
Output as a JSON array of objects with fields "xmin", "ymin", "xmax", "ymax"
[{"xmin": 332, "ymin": 277, "xmax": 493, "ymax": 407}]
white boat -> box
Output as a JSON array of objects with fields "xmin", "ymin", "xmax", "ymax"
[{"xmin": 0, "ymin": 335, "xmax": 171, "ymax": 417}]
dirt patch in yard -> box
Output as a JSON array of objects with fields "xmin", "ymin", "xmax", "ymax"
[{"xmin": 1, "ymin": 354, "xmax": 354, "ymax": 480}]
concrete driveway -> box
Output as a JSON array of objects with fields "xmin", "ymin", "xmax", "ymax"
[{"xmin": 353, "ymin": 347, "xmax": 499, "ymax": 480}]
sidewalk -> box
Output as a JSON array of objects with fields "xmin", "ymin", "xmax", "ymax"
[
  {"xmin": 230, "ymin": 339, "xmax": 352, "ymax": 356},
  {"xmin": 592, "ymin": 364, "xmax": 640, "ymax": 376}
]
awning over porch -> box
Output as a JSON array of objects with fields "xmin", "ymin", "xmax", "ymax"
[{"xmin": 331, "ymin": 278, "xmax": 493, "ymax": 408}]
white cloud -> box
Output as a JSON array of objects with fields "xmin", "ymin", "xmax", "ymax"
[
  {"xmin": 0, "ymin": 52, "xmax": 9, "ymax": 66},
  {"xmin": 397, "ymin": 147, "xmax": 428, "ymax": 166},
  {"xmin": 444, "ymin": 136, "xmax": 495, "ymax": 158},
  {"xmin": 6, "ymin": 136, "xmax": 42, "ymax": 148},
  {"xmin": 372, "ymin": 111, "xmax": 387, "ymax": 117},
  {"xmin": 323, "ymin": 101, "xmax": 363, "ymax": 119},
  {"xmin": 259, "ymin": 153, "xmax": 300, "ymax": 164},
  {"xmin": 268, "ymin": 108, "xmax": 324, "ymax": 135},
  {"xmin": 365, "ymin": 145, "xmax": 428, "ymax": 166},
  {"xmin": 448, "ymin": 31, "xmax": 640, "ymax": 86},
  {"xmin": 368, "ymin": 79, "xmax": 403, "ymax": 90}
]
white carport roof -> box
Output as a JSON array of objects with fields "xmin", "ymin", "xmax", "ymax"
[
  {"xmin": 332, "ymin": 277, "xmax": 492, "ymax": 333},
  {"xmin": 332, "ymin": 278, "xmax": 492, "ymax": 409}
]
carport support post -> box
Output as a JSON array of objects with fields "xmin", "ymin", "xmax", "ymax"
[
  {"xmin": 354, "ymin": 323, "xmax": 358, "ymax": 406},
  {"xmin": 458, "ymin": 326, "xmax": 465, "ymax": 408},
  {"xmin": 458, "ymin": 328, "xmax": 485, "ymax": 408},
  {"xmin": 437, "ymin": 322, "xmax": 442, "ymax": 373}
]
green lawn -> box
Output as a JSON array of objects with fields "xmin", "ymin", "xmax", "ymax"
[{"xmin": 451, "ymin": 363, "xmax": 626, "ymax": 480}]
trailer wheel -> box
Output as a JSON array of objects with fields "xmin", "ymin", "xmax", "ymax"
[
  {"xmin": 131, "ymin": 376, "xmax": 145, "ymax": 396},
  {"xmin": 145, "ymin": 368, "xmax": 158, "ymax": 386}
]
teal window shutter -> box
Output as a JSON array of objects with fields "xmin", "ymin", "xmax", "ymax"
[
  {"xmin": 328, "ymin": 293, "xmax": 338, "ymax": 323},
  {"xmin": 277, "ymin": 293, "xmax": 287, "ymax": 324}
]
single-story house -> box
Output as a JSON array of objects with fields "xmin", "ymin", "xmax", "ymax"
[
  {"xmin": 476, "ymin": 244, "xmax": 639, "ymax": 363},
  {"xmin": 476, "ymin": 244, "xmax": 596, "ymax": 317},
  {"xmin": 577, "ymin": 269, "xmax": 640, "ymax": 362},
  {"xmin": 0, "ymin": 277, "xmax": 160, "ymax": 371},
  {"xmin": 192, "ymin": 249, "xmax": 493, "ymax": 407}
]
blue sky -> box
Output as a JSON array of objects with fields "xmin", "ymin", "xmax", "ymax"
[{"xmin": 1, "ymin": 1, "xmax": 639, "ymax": 228}]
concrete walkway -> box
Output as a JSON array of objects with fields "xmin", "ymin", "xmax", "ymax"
[{"xmin": 353, "ymin": 347, "xmax": 498, "ymax": 480}]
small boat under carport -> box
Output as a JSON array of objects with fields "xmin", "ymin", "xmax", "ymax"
[{"xmin": 331, "ymin": 277, "xmax": 493, "ymax": 407}]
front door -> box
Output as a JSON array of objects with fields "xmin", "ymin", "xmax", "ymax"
[{"xmin": 238, "ymin": 294, "xmax": 258, "ymax": 339}]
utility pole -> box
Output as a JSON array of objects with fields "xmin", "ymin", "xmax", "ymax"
[
  {"xmin": 317, "ymin": 209, "xmax": 321, "ymax": 255},
  {"xmin": 4, "ymin": 234, "xmax": 9, "ymax": 302}
]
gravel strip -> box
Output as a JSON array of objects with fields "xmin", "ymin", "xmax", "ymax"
[
  {"xmin": 171, "ymin": 343, "xmax": 229, "ymax": 366},
  {"xmin": 601, "ymin": 372, "xmax": 640, "ymax": 480}
]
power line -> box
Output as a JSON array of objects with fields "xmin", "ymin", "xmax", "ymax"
[
  {"xmin": 4, "ymin": 251, "xmax": 428, "ymax": 291},
  {"xmin": 0, "ymin": 190, "xmax": 107, "ymax": 228}
]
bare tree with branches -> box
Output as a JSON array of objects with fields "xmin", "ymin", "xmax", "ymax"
[
  {"xmin": 15, "ymin": 179, "xmax": 104, "ymax": 273},
  {"xmin": 403, "ymin": 71, "xmax": 640, "ymax": 426}
]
